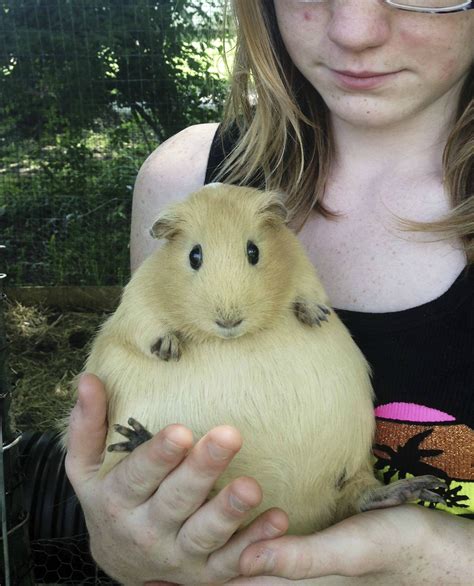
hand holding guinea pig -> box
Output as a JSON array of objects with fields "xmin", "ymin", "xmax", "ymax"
[
  {"xmin": 66, "ymin": 373, "xmax": 290, "ymax": 586},
  {"xmin": 67, "ymin": 183, "xmax": 445, "ymax": 539}
]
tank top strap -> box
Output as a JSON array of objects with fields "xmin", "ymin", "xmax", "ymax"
[
  {"xmin": 205, "ymin": 123, "xmax": 239, "ymax": 184},
  {"xmin": 204, "ymin": 123, "xmax": 265, "ymax": 189}
]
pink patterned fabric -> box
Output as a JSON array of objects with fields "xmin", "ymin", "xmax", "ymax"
[{"xmin": 375, "ymin": 402, "xmax": 456, "ymax": 423}]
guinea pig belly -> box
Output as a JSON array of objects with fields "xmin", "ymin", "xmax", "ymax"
[{"xmin": 100, "ymin": 311, "xmax": 375, "ymax": 533}]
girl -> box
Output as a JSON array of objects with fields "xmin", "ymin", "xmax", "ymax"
[{"xmin": 66, "ymin": 1, "xmax": 474, "ymax": 583}]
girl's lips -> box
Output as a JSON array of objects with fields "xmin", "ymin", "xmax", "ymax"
[{"xmin": 330, "ymin": 69, "xmax": 402, "ymax": 90}]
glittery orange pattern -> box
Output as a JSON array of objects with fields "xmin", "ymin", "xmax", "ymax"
[
  {"xmin": 374, "ymin": 420, "xmax": 473, "ymax": 481},
  {"xmin": 373, "ymin": 419, "xmax": 474, "ymax": 516}
]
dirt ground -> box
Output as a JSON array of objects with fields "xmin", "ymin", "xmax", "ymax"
[{"xmin": 5, "ymin": 300, "xmax": 107, "ymax": 432}]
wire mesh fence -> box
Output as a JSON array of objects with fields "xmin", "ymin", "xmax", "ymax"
[
  {"xmin": 0, "ymin": 0, "xmax": 229, "ymax": 287},
  {"xmin": 17, "ymin": 431, "xmax": 119, "ymax": 585},
  {"xmin": 1, "ymin": 2, "xmax": 229, "ymax": 583}
]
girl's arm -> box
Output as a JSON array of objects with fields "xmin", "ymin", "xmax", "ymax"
[{"xmin": 237, "ymin": 504, "xmax": 474, "ymax": 583}]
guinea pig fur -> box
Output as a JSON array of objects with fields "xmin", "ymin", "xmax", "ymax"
[{"xmin": 75, "ymin": 183, "xmax": 383, "ymax": 534}]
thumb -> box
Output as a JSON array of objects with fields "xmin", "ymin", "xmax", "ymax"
[
  {"xmin": 239, "ymin": 515, "xmax": 385, "ymax": 580},
  {"xmin": 65, "ymin": 373, "xmax": 108, "ymax": 487}
]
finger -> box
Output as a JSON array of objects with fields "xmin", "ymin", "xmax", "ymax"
[
  {"xmin": 178, "ymin": 476, "xmax": 263, "ymax": 558},
  {"xmin": 107, "ymin": 423, "xmax": 194, "ymax": 508},
  {"xmin": 240, "ymin": 533, "xmax": 326, "ymax": 580},
  {"xmin": 239, "ymin": 516, "xmax": 384, "ymax": 580},
  {"xmin": 149, "ymin": 425, "xmax": 243, "ymax": 529},
  {"xmin": 207, "ymin": 507, "xmax": 289, "ymax": 583},
  {"xmin": 65, "ymin": 373, "xmax": 108, "ymax": 487}
]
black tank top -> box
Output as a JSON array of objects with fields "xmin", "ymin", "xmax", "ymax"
[{"xmin": 205, "ymin": 124, "xmax": 474, "ymax": 518}]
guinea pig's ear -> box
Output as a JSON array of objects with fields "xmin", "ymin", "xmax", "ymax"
[
  {"xmin": 150, "ymin": 208, "xmax": 182, "ymax": 240},
  {"xmin": 258, "ymin": 191, "xmax": 289, "ymax": 227}
]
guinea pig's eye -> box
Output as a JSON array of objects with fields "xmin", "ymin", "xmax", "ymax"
[
  {"xmin": 247, "ymin": 241, "xmax": 259, "ymax": 265},
  {"xmin": 189, "ymin": 244, "xmax": 203, "ymax": 270}
]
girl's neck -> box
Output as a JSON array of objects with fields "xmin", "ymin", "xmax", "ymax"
[{"xmin": 329, "ymin": 99, "xmax": 455, "ymax": 186}]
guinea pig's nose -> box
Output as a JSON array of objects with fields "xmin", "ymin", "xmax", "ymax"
[{"xmin": 216, "ymin": 318, "xmax": 243, "ymax": 329}]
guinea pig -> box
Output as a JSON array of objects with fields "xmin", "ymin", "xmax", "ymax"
[{"xmin": 74, "ymin": 183, "xmax": 444, "ymax": 534}]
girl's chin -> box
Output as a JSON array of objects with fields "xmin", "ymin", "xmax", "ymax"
[{"xmin": 325, "ymin": 98, "xmax": 416, "ymax": 129}]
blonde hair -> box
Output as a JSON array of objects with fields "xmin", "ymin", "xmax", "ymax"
[{"xmin": 216, "ymin": 0, "xmax": 474, "ymax": 263}]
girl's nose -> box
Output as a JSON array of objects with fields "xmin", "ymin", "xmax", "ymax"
[{"xmin": 327, "ymin": 0, "xmax": 391, "ymax": 53}]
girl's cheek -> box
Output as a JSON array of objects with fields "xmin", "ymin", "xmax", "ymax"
[{"xmin": 439, "ymin": 57, "xmax": 459, "ymax": 83}]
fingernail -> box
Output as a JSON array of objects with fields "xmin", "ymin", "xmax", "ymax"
[
  {"xmin": 208, "ymin": 442, "xmax": 232, "ymax": 460},
  {"xmin": 229, "ymin": 493, "xmax": 251, "ymax": 513},
  {"xmin": 246, "ymin": 548, "xmax": 276, "ymax": 575},
  {"xmin": 163, "ymin": 437, "xmax": 184, "ymax": 456},
  {"xmin": 263, "ymin": 522, "xmax": 282, "ymax": 538},
  {"xmin": 76, "ymin": 384, "xmax": 86, "ymax": 411},
  {"xmin": 76, "ymin": 374, "xmax": 89, "ymax": 410}
]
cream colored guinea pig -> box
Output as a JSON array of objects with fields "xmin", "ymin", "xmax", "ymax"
[{"xmin": 77, "ymin": 183, "xmax": 444, "ymax": 534}]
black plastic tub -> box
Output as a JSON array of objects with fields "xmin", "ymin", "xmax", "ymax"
[{"xmin": 19, "ymin": 432, "xmax": 115, "ymax": 584}]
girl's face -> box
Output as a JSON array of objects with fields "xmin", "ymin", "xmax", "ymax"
[{"xmin": 273, "ymin": 0, "xmax": 474, "ymax": 129}]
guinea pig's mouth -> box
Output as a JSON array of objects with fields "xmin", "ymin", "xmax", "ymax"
[{"xmin": 214, "ymin": 318, "xmax": 245, "ymax": 339}]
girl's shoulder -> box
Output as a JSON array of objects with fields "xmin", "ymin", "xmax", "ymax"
[
  {"xmin": 137, "ymin": 123, "xmax": 220, "ymax": 197},
  {"xmin": 130, "ymin": 123, "xmax": 219, "ymax": 269}
]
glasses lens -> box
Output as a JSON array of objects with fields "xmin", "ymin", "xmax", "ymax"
[{"xmin": 389, "ymin": 0, "xmax": 470, "ymax": 8}]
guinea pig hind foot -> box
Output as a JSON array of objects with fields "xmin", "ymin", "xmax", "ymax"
[
  {"xmin": 107, "ymin": 417, "xmax": 153, "ymax": 452},
  {"xmin": 293, "ymin": 297, "xmax": 331, "ymax": 327},
  {"xmin": 358, "ymin": 475, "xmax": 447, "ymax": 512}
]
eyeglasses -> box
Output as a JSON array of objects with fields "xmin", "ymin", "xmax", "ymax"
[{"xmin": 298, "ymin": 0, "xmax": 473, "ymax": 14}]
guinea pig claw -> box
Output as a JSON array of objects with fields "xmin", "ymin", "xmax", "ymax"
[
  {"xmin": 359, "ymin": 475, "xmax": 448, "ymax": 512},
  {"xmin": 112, "ymin": 423, "xmax": 136, "ymax": 438},
  {"xmin": 107, "ymin": 441, "xmax": 132, "ymax": 453},
  {"xmin": 151, "ymin": 332, "xmax": 182, "ymax": 361},
  {"xmin": 418, "ymin": 490, "xmax": 446, "ymax": 505},
  {"xmin": 293, "ymin": 299, "xmax": 331, "ymax": 328},
  {"xmin": 108, "ymin": 418, "xmax": 153, "ymax": 452}
]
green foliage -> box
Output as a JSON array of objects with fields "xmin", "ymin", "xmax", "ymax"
[
  {"xmin": 0, "ymin": 1, "xmax": 230, "ymax": 286},
  {"xmin": 1, "ymin": 120, "xmax": 153, "ymax": 285},
  {"xmin": 0, "ymin": 0, "xmax": 228, "ymax": 140}
]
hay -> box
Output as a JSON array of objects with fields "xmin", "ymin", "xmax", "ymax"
[{"xmin": 5, "ymin": 300, "xmax": 106, "ymax": 432}]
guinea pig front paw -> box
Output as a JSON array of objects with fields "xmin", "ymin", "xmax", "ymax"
[
  {"xmin": 293, "ymin": 298, "xmax": 331, "ymax": 327},
  {"xmin": 150, "ymin": 332, "xmax": 182, "ymax": 361},
  {"xmin": 108, "ymin": 418, "xmax": 153, "ymax": 452}
]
